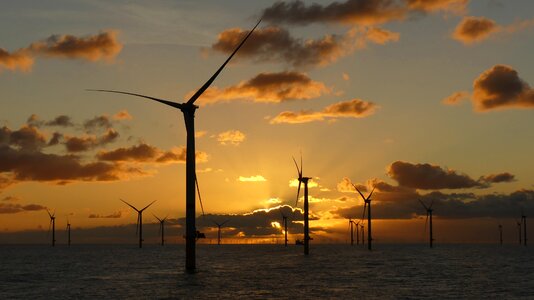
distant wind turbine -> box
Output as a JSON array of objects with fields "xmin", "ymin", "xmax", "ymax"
[
  {"xmin": 121, "ymin": 199, "xmax": 156, "ymax": 248},
  {"xmin": 212, "ymin": 220, "xmax": 230, "ymax": 245},
  {"xmin": 360, "ymin": 223, "xmax": 365, "ymax": 246},
  {"xmin": 498, "ymin": 224, "xmax": 503, "ymax": 246},
  {"xmin": 353, "ymin": 185, "xmax": 375, "ymax": 250},
  {"xmin": 348, "ymin": 218, "xmax": 357, "ymax": 246},
  {"xmin": 281, "ymin": 212, "xmax": 289, "ymax": 247},
  {"xmin": 517, "ymin": 220, "xmax": 522, "ymax": 245},
  {"xmin": 293, "ymin": 154, "xmax": 312, "ymax": 255},
  {"xmin": 46, "ymin": 209, "xmax": 56, "ymax": 247},
  {"xmin": 89, "ymin": 19, "xmax": 260, "ymax": 271},
  {"xmin": 522, "ymin": 213, "xmax": 527, "ymax": 246},
  {"xmin": 66, "ymin": 217, "xmax": 71, "ymax": 247},
  {"xmin": 154, "ymin": 214, "xmax": 168, "ymax": 246},
  {"xmin": 419, "ymin": 199, "xmax": 434, "ymax": 248}
]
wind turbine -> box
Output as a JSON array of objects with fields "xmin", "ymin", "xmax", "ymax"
[
  {"xmin": 419, "ymin": 199, "xmax": 434, "ymax": 248},
  {"xmin": 46, "ymin": 209, "xmax": 56, "ymax": 247},
  {"xmin": 517, "ymin": 220, "xmax": 522, "ymax": 245},
  {"xmin": 154, "ymin": 214, "xmax": 168, "ymax": 246},
  {"xmin": 212, "ymin": 220, "xmax": 230, "ymax": 245},
  {"xmin": 498, "ymin": 224, "xmax": 503, "ymax": 246},
  {"xmin": 66, "ymin": 217, "xmax": 71, "ymax": 247},
  {"xmin": 353, "ymin": 185, "xmax": 375, "ymax": 250},
  {"xmin": 522, "ymin": 213, "xmax": 527, "ymax": 246},
  {"xmin": 348, "ymin": 218, "xmax": 357, "ymax": 246},
  {"xmin": 360, "ymin": 223, "xmax": 365, "ymax": 246},
  {"xmin": 88, "ymin": 20, "xmax": 260, "ymax": 271},
  {"xmin": 120, "ymin": 199, "xmax": 156, "ymax": 248},
  {"xmin": 293, "ymin": 154, "xmax": 312, "ymax": 255},
  {"xmin": 355, "ymin": 220, "xmax": 361, "ymax": 245},
  {"xmin": 281, "ymin": 212, "xmax": 289, "ymax": 247}
]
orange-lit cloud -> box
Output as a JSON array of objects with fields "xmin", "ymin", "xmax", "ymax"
[
  {"xmin": 88, "ymin": 211, "xmax": 123, "ymax": 218},
  {"xmin": 453, "ymin": 16, "xmax": 534, "ymax": 45},
  {"xmin": 29, "ymin": 30, "xmax": 122, "ymax": 62},
  {"xmin": 216, "ymin": 130, "xmax": 246, "ymax": 145},
  {"xmin": 270, "ymin": 99, "xmax": 377, "ymax": 124},
  {"xmin": 112, "ymin": 110, "xmax": 133, "ymax": 120},
  {"xmin": 197, "ymin": 72, "xmax": 329, "ymax": 105},
  {"xmin": 472, "ymin": 65, "xmax": 534, "ymax": 111},
  {"xmin": 238, "ymin": 175, "xmax": 267, "ymax": 182},
  {"xmin": 442, "ymin": 91, "xmax": 469, "ymax": 105},
  {"xmin": 64, "ymin": 129, "xmax": 119, "ymax": 152},
  {"xmin": 289, "ymin": 178, "xmax": 319, "ymax": 188},
  {"xmin": 407, "ymin": 0, "xmax": 468, "ymax": 14},
  {"xmin": 480, "ymin": 172, "xmax": 516, "ymax": 183},
  {"xmin": 210, "ymin": 26, "xmax": 398, "ymax": 68},
  {"xmin": 336, "ymin": 177, "xmax": 367, "ymax": 193},
  {"xmin": 0, "ymin": 48, "xmax": 33, "ymax": 72},
  {"xmin": 195, "ymin": 131, "xmax": 208, "ymax": 138}
]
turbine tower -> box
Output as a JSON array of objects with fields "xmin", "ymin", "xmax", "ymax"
[
  {"xmin": 522, "ymin": 214, "xmax": 527, "ymax": 246},
  {"xmin": 355, "ymin": 220, "xmax": 361, "ymax": 245},
  {"xmin": 498, "ymin": 224, "xmax": 503, "ymax": 246},
  {"xmin": 66, "ymin": 218, "xmax": 71, "ymax": 247},
  {"xmin": 281, "ymin": 213, "xmax": 289, "ymax": 247},
  {"xmin": 517, "ymin": 220, "xmax": 522, "ymax": 245},
  {"xmin": 353, "ymin": 185, "xmax": 375, "ymax": 250},
  {"xmin": 121, "ymin": 199, "xmax": 156, "ymax": 248},
  {"xmin": 47, "ymin": 210, "xmax": 56, "ymax": 247},
  {"xmin": 154, "ymin": 214, "xmax": 168, "ymax": 246},
  {"xmin": 360, "ymin": 224, "xmax": 365, "ymax": 246},
  {"xmin": 89, "ymin": 20, "xmax": 260, "ymax": 271},
  {"xmin": 419, "ymin": 199, "xmax": 434, "ymax": 248},
  {"xmin": 293, "ymin": 154, "xmax": 312, "ymax": 255},
  {"xmin": 348, "ymin": 218, "xmax": 357, "ymax": 246},
  {"xmin": 213, "ymin": 220, "xmax": 230, "ymax": 245}
]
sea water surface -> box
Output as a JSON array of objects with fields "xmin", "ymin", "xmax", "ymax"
[{"xmin": 1, "ymin": 244, "xmax": 533, "ymax": 299}]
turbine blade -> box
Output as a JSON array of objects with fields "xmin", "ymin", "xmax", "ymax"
[
  {"xmin": 419, "ymin": 199, "xmax": 428, "ymax": 210},
  {"xmin": 46, "ymin": 209, "xmax": 52, "ymax": 218},
  {"xmin": 186, "ymin": 18, "xmax": 261, "ymax": 105},
  {"xmin": 87, "ymin": 90, "xmax": 183, "ymax": 109},
  {"xmin": 221, "ymin": 219, "xmax": 230, "ymax": 227},
  {"xmin": 424, "ymin": 212, "xmax": 429, "ymax": 234},
  {"xmin": 362, "ymin": 202, "xmax": 367, "ymax": 220},
  {"xmin": 429, "ymin": 200, "xmax": 434, "ymax": 210},
  {"xmin": 153, "ymin": 214, "xmax": 162, "ymax": 222},
  {"xmin": 367, "ymin": 187, "xmax": 376, "ymax": 200},
  {"xmin": 296, "ymin": 181, "xmax": 302, "ymax": 206},
  {"xmin": 300, "ymin": 151, "xmax": 303, "ymax": 176},
  {"xmin": 136, "ymin": 214, "xmax": 140, "ymax": 236},
  {"xmin": 292, "ymin": 156, "xmax": 301, "ymax": 175},
  {"xmin": 196, "ymin": 174, "xmax": 206, "ymax": 216},
  {"xmin": 47, "ymin": 220, "xmax": 52, "ymax": 237},
  {"xmin": 140, "ymin": 200, "xmax": 157, "ymax": 212},
  {"xmin": 212, "ymin": 220, "xmax": 220, "ymax": 227},
  {"xmin": 354, "ymin": 185, "xmax": 366, "ymax": 201},
  {"xmin": 120, "ymin": 199, "xmax": 140, "ymax": 212}
]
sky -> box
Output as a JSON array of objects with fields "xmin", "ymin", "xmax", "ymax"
[{"xmin": 1, "ymin": 0, "xmax": 534, "ymax": 245}]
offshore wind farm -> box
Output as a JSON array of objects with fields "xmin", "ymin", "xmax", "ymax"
[{"xmin": 1, "ymin": 0, "xmax": 534, "ymax": 298}]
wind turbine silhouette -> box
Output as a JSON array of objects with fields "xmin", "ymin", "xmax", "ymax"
[
  {"xmin": 89, "ymin": 19, "xmax": 260, "ymax": 271},
  {"xmin": 522, "ymin": 213, "xmax": 527, "ymax": 246},
  {"xmin": 348, "ymin": 218, "xmax": 357, "ymax": 246},
  {"xmin": 517, "ymin": 220, "xmax": 522, "ymax": 245},
  {"xmin": 153, "ymin": 214, "xmax": 168, "ymax": 246},
  {"xmin": 498, "ymin": 224, "xmax": 503, "ymax": 246},
  {"xmin": 360, "ymin": 223, "xmax": 365, "ymax": 246},
  {"xmin": 46, "ymin": 209, "xmax": 56, "ymax": 247},
  {"xmin": 281, "ymin": 212, "xmax": 289, "ymax": 247},
  {"xmin": 212, "ymin": 220, "xmax": 230, "ymax": 245},
  {"xmin": 293, "ymin": 154, "xmax": 312, "ymax": 255},
  {"xmin": 66, "ymin": 217, "xmax": 71, "ymax": 247},
  {"xmin": 120, "ymin": 199, "xmax": 156, "ymax": 248},
  {"xmin": 353, "ymin": 185, "xmax": 375, "ymax": 250},
  {"xmin": 419, "ymin": 199, "xmax": 434, "ymax": 248}
]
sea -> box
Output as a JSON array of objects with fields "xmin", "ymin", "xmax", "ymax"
[{"xmin": 1, "ymin": 244, "xmax": 533, "ymax": 299}]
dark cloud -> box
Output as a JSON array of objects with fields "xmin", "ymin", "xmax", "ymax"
[
  {"xmin": 442, "ymin": 91, "xmax": 469, "ymax": 105},
  {"xmin": 387, "ymin": 161, "xmax": 485, "ymax": 190},
  {"xmin": 1, "ymin": 196, "xmax": 20, "ymax": 202},
  {"xmin": 29, "ymin": 30, "xmax": 122, "ymax": 62},
  {"xmin": 88, "ymin": 211, "xmax": 123, "ymax": 218},
  {"xmin": 48, "ymin": 132, "xmax": 63, "ymax": 146},
  {"xmin": 270, "ymin": 99, "xmax": 377, "ymax": 124},
  {"xmin": 0, "ymin": 203, "xmax": 47, "ymax": 214},
  {"xmin": 261, "ymin": 0, "xmax": 407, "ymax": 26},
  {"xmin": 472, "ymin": 65, "xmax": 534, "ymax": 111},
  {"xmin": 97, "ymin": 143, "xmax": 208, "ymax": 164},
  {"xmin": 0, "ymin": 125, "xmax": 47, "ymax": 151},
  {"xmin": 196, "ymin": 71, "xmax": 329, "ymax": 105},
  {"xmin": 45, "ymin": 115, "xmax": 73, "ymax": 127},
  {"xmin": 210, "ymin": 25, "xmax": 398, "ymax": 68},
  {"xmin": 481, "ymin": 172, "xmax": 516, "ymax": 183},
  {"xmin": 84, "ymin": 115, "xmax": 113, "ymax": 131},
  {"xmin": 64, "ymin": 129, "xmax": 119, "ymax": 152}
]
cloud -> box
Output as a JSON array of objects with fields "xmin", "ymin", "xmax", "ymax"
[
  {"xmin": 0, "ymin": 48, "xmax": 33, "ymax": 72},
  {"xmin": 88, "ymin": 211, "xmax": 123, "ymax": 218},
  {"xmin": 289, "ymin": 178, "xmax": 319, "ymax": 188},
  {"xmin": 1, "ymin": 125, "xmax": 47, "ymax": 151},
  {"xmin": 270, "ymin": 99, "xmax": 377, "ymax": 124},
  {"xmin": 1, "ymin": 196, "xmax": 20, "ymax": 202},
  {"xmin": 480, "ymin": 172, "xmax": 516, "ymax": 183},
  {"xmin": 64, "ymin": 129, "xmax": 119, "ymax": 152},
  {"xmin": 112, "ymin": 110, "xmax": 133, "ymax": 120},
  {"xmin": 216, "ymin": 130, "xmax": 246, "ymax": 145},
  {"xmin": 342, "ymin": 73, "xmax": 350, "ymax": 81},
  {"xmin": 84, "ymin": 115, "xmax": 113, "ymax": 131},
  {"xmin": 452, "ymin": 16, "xmax": 498, "ymax": 44},
  {"xmin": 238, "ymin": 175, "xmax": 267, "ymax": 182},
  {"xmin": 260, "ymin": 0, "xmax": 407, "ymax": 26},
  {"xmin": 0, "ymin": 203, "xmax": 47, "ymax": 214},
  {"xmin": 45, "ymin": 115, "xmax": 73, "ymax": 127},
  {"xmin": 407, "ymin": 0, "xmax": 468, "ymax": 14},
  {"xmin": 210, "ymin": 26, "xmax": 398, "ymax": 68},
  {"xmin": 337, "ymin": 177, "xmax": 367, "ymax": 193},
  {"xmin": 195, "ymin": 131, "xmax": 208, "ymax": 138},
  {"xmin": 96, "ymin": 143, "xmax": 208, "ymax": 164},
  {"xmin": 386, "ymin": 161, "xmax": 485, "ymax": 190},
  {"xmin": 196, "ymin": 71, "xmax": 329, "ymax": 105},
  {"xmin": 472, "ymin": 65, "xmax": 534, "ymax": 111},
  {"xmin": 442, "ymin": 91, "xmax": 469, "ymax": 105},
  {"xmin": 29, "ymin": 30, "xmax": 122, "ymax": 62}
]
